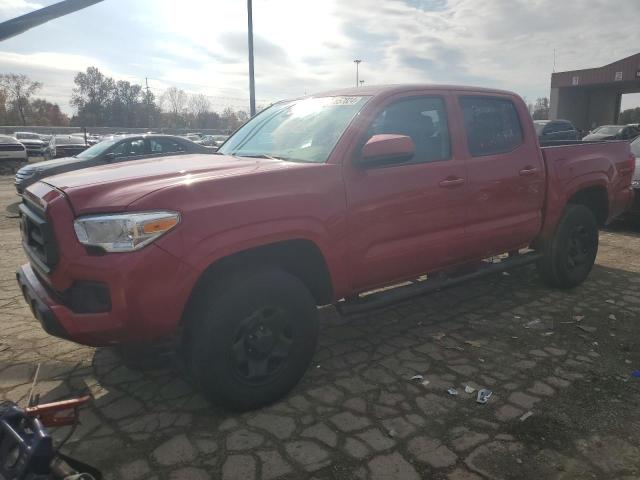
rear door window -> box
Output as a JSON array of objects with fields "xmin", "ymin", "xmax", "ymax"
[
  {"xmin": 111, "ymin": 139, "xmax": 146, "ymax": 158},
  {"xmin": 149, "ymin": 138, "xmax": 187, "ymax": 154},
  {"xmin": 459, "ymin": 97, "xmax": 523, "ymax": 156}
]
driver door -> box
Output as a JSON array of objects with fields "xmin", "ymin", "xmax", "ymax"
[{"xmin": 343, "ymin": 92, "xmax": 470, "ymax": 291}]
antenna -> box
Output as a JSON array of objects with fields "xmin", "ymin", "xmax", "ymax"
[{"xmin": 553, "ymin": 49, "xmax": 556, "ymax": 73}]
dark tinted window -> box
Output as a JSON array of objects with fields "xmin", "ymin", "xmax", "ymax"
[
  {"xmin": 112, "ymin": 139, "xmax": 145, "ymax": 157},
  {"xmin": 544, "ymin": 122, "xmax": 561, "ymax": 134},
  {"xmin": 460, "ymin": 97, "xmax": 523, "ymax": 156},
  {"xmin": 368, "ymin": 96, "xmax": 450, "ymax": 163},
  {"xmin": 149, "ymin": 138, "xmax": 187, "ymax": 153}
]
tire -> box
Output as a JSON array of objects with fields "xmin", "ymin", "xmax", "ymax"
[
  {"xmin": 187, "ymin": 269, "xmax": 319, "ymax": 410},
  {"xmin": 536, "ymin": 204, "xmax": 599, "ymax": 289}
]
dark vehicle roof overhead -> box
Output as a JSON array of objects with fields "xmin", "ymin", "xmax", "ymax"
[{"xmin": 313, "ymin": 84, "xmax": 518, "ymax": 98}]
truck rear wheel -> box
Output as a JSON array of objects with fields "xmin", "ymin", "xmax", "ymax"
[
  {"xmin": 187, "ymin": 269, "xmax": 319, "ymax": 410},
  {"xmin": 537, "ymin": 204, "xmax": 598, "ymax": 289}
]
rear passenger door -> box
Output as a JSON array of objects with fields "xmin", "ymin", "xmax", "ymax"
[{"xmin": 456, "ymin": 94, "xmax": 545, "ymax": 259}]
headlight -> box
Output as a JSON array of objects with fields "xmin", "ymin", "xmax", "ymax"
[
  {"xmin": 633, "ymin": 179, "xmax": 640, "ymax": 188},
  {"xmin": 73, "ymin": 211, "xmax": 180, "ymax": 252}
]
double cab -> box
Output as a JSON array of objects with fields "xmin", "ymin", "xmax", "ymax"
[{"xmin": 16, "ymin": 85, "xmax": 634, "ymax": 410}]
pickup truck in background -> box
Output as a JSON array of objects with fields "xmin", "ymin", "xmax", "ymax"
[{"xmin": 16, "ymin": 85, "xmax": 635, "ymax": 410}]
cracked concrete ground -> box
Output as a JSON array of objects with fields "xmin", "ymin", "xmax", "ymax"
[{"xmin": 1, "ymin": 175, "xmax": 639, "ymax": 479}]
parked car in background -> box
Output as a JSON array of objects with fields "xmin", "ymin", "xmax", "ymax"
[
  {"xmin": 44, "ymin": 135, "xmax": 89, "ymax": 160},
  {"xmin": 201, "ymin": 134, "xmax": 229, "ymax": 147},
  {"xmin": 15, "ymin": 134, "xmax": 215, "ymax": 194},
  {"xmin": 629, "ymin": 137, "xmax": 640, "ymax": 216},
  {"xmin": 583, "ymin": 124, "xmax": 640, "ymax": 142},
  {"xmin": 14, "ymin": 132, "xmax": 45, "ymax": 157},
  {"xmin": 16, "ymin": 85, "xmax": 634, "ymax": 410},
  {"xmin": 0, "ymin": 135, "xmax": 27, "ymax": 162},
  {"xmin": 182, "ymin": 134, "xmax": 204, "ymax": 144},
  {"xmin": 534, "ymin": 120, "xmax": 580, "ymax": 143}
]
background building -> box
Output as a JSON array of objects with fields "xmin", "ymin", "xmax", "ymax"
[{"xmin": 550, "ymin": 53, "xmax": 640, "ymax": 130}]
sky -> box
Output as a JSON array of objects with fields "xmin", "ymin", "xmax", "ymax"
[{"xmin": 1, "ymin": 0, "xmax": 639, "ymax": 115}]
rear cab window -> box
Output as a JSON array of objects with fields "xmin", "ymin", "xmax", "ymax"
[{"xmin": 459, "ymin": 96, "xmax": 523, "ymax": 156}]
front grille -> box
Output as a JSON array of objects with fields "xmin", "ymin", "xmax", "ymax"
[
  {"xmin": 19, "ymin": 198, "xmax": 58, "ymax": 274},
  {"xmin": 0, "ymin": 144, "xmax": 25, "ymax": 152}
]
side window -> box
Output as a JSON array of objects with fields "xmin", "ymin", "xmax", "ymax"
[
  {"xmin": 459, "ymin": 97, "xmax": 523, "ymax": 157},
  {"xmin": 111, "ymin": 141, "xmax": 130, "ymax": 157},
  {"xmin": 111, "ymin": 139, "xmax": 145, "ymax": 158},
  {"xmin": 149, "ymin": 138, "xmax": 187, "ymax": 154},
  {"xmin": 368, "ymin": 96, "xmax": 451, "ymax": 163},
  {"xmin": 544, "ymin": 122, "xmax": 560, "ymax": 134},
  {"xmin": 559, "ymin": 122, "xmax": 574, "ymax": 132}
]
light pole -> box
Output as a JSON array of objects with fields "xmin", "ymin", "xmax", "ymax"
[
  {"xmin": 247, "ymin": 0, "xmax": 256, "ymax": 116},
  {"xmin": 353, "ymin": 59, "xmax": 362, "ymax": 87}
]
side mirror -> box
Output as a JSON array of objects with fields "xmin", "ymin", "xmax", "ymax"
[
  {"xmin": 355, "ymin": 134, "xmax": 415, "ymax": 168},
  {"xmin": 104, "ymin": 152, "xmax": 116, "ymax": 162}
]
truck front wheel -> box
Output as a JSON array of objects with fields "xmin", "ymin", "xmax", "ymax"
[
  {"xmin": 187, "ymin": 269, "xmax": 319, "ymax": 410},
  {"xmin": 537, "ymin": 204, "xmax": 599, "ymax": 289}
]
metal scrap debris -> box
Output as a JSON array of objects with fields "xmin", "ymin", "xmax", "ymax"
[
  {"xmin": 464, "ymin": 385, "xmax": 476, "ymax": 394},
  {"xmin": 520, "ymin": 411, "xmax": 534, "ymax": 422},
  {"xmin": 476, "ymin": 389, "xmax": 492, "ymax": 404},
  {"xmin": 410, "ymin": 374, "xmax": 424, "ymax": 381},
  {"xmin": 447, "ymin": 388, "xmax": 459, "ymax": 396}
]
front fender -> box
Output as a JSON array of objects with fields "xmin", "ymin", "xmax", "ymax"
[{"xmin": 157, "ymin": 217, "xmax": 350, "ymax": 302}]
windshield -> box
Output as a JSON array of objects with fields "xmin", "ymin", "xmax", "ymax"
[
  {"xmin": 75, "ymin": 139, "xmax": 119, "ymax": 159},
  {"xmin": 219, "ymin": 95, "xmax": 370, "ymax": 163},
  {"xmin": 16, "ymin": 133, "xmax": 39, "ymax": 140},
  {"xmin": 56, "ymin": 136, "xmax": 87, "ymax": 145},
  {"xmin": 593, "ymin": 126, "xmax": 622, "ymax": 135}
]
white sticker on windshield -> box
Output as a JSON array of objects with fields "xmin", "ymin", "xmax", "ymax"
[{"xmin": 330, "ymin": 96, "xmax": 361, "ymax": 105}]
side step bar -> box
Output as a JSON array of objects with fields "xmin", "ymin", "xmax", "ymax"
[{"xmin": 336, "ymin": 251, "xmax": 543, "ymax": 316}]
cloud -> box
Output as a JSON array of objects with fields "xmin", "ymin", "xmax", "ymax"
[
  {"xmin": 1, "ymin": 0, "xmax": 639, "ymax": 115},
  {"xmin": 0, "ymin": 0, "xmax": 43, "ymax": 19}
]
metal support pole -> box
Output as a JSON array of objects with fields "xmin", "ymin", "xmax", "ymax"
[{"xmin": 247, "ymin": 0, "xmax": 256, "ymax": 116}]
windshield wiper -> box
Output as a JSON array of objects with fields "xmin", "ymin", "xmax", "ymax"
[{"xmin": 233, "ymin": 153, "xmax": 288, "ymax": 161}]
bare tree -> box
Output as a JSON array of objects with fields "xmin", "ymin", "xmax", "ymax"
[
  {"xmin": 161, "ymin": 87, "xmax": 188, "ymax": 126},
  {"xmin": 0, "ymin": 73, "xmax": 42, "ymax": 125},
  {"xmin": 188, "ymin": 93, "xmax": 210, "ymax": 116}
]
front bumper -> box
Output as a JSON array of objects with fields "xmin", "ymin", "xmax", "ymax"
[
  {"xmin": 16, "ymin": 242, "xmax": 197, "ymax": 347},
  {"xmin": 16, "ymin": 264, "xmax": 69, "ymax": 340},
  {"xmin": 16, "ymin": 185, "xmax": 199, "ymax": 346}
]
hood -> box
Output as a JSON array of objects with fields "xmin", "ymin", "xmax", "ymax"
[
  {"xmin": 21, "ymin": 155, "xmax": 89, "ymax": 171},
  {"xmin": 41, "ymin": 153, "xmax": 298, "ymax": 214}
]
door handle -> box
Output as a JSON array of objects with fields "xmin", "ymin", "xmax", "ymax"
[
  {"xmin": 438, "ymin": 177, "xmax": 465, "ymax": 188},
  {"xmin": 519, "ymin": 167, "xmax": 538, "ymax": 176}
]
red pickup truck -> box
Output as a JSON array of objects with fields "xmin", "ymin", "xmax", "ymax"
[{"xmin": 17, "ymin": 85, "xmax": 634, "ymax": 410}]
